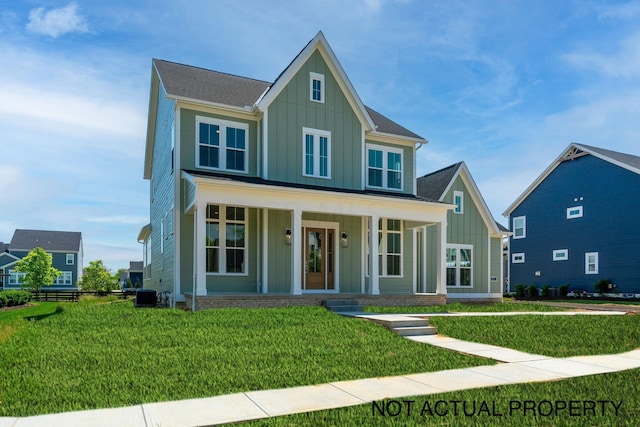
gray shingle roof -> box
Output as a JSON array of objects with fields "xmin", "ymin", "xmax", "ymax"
[
  {"xmin": 0, "ymin": 242, "xmax": 8, "ymax": 253},
  {"xmin": 129, "ymin": 261, "xmax": 143, "ymax": 271},
  {"xmin": 416, "ymin": 162, "xmax": 463, "ymax": 201},
  {"xmin": 578, "ymin": 144, "xmax": 640, "ymax": 171},
  {"xmin": 9, "ymin": 229, "xmax": 82, "ymax": 252},
  {"xmin": 153, "ymin": 59, "xmax": 424, "ymax": 140}
]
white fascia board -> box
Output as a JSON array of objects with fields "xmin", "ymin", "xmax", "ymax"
[
  {"xmin": 366, "ymin": 131, "xmax": 427, "ymax": 146},
  {"xmin": 256, "ymin": 31, "xmax": 375, "ymax": 132},
  {"xmin": 171, "ymin": 96, "xmax": 256, "ymax": 119},
  {"xmin": 502, "ymin": 143, "xmax": 575, "ymax": 217},
  {"xmin": 191, "ymin": 176, "xmax": 450, "ymax": 223},
  {"xmin": 573, "ymin": 143, "xmax": 640, "ymax": 176}
]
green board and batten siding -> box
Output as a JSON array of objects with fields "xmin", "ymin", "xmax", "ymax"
[
  {"xmin": 490, "ymin": 237, "xmax": 502, "ymax": 294},
  {"xmin": 266, "ymin": 51, "xmax": 363, "ymax": 189}
]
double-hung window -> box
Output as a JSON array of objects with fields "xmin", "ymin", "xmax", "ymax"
[
  {"xmin": 206, "ymin": 205, "xmax": 247, "ymax": 275},
  {"xmin": 513, "ymin": 216, "xmax": 526, "ymax": 239},
  {"xmin": 309, "ymin": 72, "xmax": 324, "ymax": 103},
  {"xmin": 378, "ymin": 219, "xmax": 402, "ymax": 276},
  {"xmin": 446, "ymin": 245, "xmax": 473, "ymax": 287},
  {"xmin": 366, "ymin": 144, "xmax": 403, "ymax": 190},
  {"xmin": 585, "ymin": 252, "xmax": 598, "ymax": 274},
  {"xmin": 302, "ymin": 128, "xmax": 331, "ymax": 179},
  {"xmin": 8, "ymin": 270, "xmax": 25, "ymax": 286},
  {"xmin": 54, "ymin": 271, "xmax": 73, "ymax": 286},
  {"xmin": 66, "ymin": 254, "xmax": 74, "ymax": 265},
  {"xmin": 197, "ymin": 117, "xmax": 248, "ymax": 173}
]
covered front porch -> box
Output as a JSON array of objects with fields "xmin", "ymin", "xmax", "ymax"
[{"xmin": 181, "ymin": 171, "xmax": 452, "ymax": 308}]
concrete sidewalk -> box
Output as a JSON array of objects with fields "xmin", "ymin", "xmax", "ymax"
[{"xmin": 1, "ymin": 309, "xmax": 637, "ymax": 427}]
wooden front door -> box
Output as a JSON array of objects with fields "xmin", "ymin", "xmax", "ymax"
[{"xmin": 304, "ymin": 228, "xmax": 335, "ymax": 291}]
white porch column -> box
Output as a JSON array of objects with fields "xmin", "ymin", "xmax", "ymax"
[
  {"xmin": 262, "ymin": 208, "xmax": 269, "ymax": 293},
  {"xmin": 369, "ymin": 215, "xmax": 380, "ymax": 295},
  {"xmin": 435, "ymin": 220, "xmax": 448, "ymax": 295},
  {"xmin": 195, "ymin": 201, "xmax": 207, "ymax": 296},
  {"xmin": 422, "ymin": 226, "xmax": 428, "ymax": 293},
  {"xmin": 291, "ymin": 208, "xmax": 302, "ymax": 295}
]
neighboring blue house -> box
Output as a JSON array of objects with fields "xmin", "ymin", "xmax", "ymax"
[
  {"xmin": 141, "ymin": 31, "xmax": 457, "ymax": 309},
  {"xmin": 503, "ymin": 143, "xmax": 640, "ymax": 295},
  {"xmin": 417, "ymin": 162, "xmax": 509, "ymax": 301},
  {"xmin": 0, "ymin": 229, "xmax": 83, "ymax": 290}
]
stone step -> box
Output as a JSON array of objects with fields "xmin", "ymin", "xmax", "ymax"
[
  {"xmin": 322, "ymin": 299, "xmax": 362, "ymax": 312},
  {"xmin": 381, "ymin": 318, "xmax": 430, "ymax": 328},
  {"xmin": 392, "ymin": 325, "xmax": 438, "ymax": 336}
]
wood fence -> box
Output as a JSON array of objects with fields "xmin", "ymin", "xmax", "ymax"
[{"xmin": 30, "ymin": 290, "xmax": 137, "ymax": 302}]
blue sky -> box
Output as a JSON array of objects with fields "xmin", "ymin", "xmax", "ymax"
[{"xmin": 1, "ymin": 1, "xmax": 639, "ymax": 271}]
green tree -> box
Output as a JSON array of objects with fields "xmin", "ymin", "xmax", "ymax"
[
  {"xmin": 78, "ymin": 260, "xmax": 117, "ymax": 292},
  {"xmin": 14, "ymin": 247, "xmax": 61, "ymax": 292}
]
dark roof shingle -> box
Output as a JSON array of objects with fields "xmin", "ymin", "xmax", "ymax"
[
  {"xmin": 578, "ymin": 144, "xmax": 640, "ymax": 171},
  {"xmin": 9, "ymin": 229, "xmax": 82, "ymax": 252},
  {"xmin": 416, "ymin": 162, "xmax": 463, "ymax": 201}
]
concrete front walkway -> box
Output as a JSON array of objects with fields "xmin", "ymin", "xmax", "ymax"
[{"xmin": 1, "ymin": 310, "xmax": 637, "ymax": 427}]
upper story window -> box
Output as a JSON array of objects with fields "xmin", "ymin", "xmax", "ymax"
[
  {"xmin": 197, "ymin": 116, "xmax": 248, "ymax": 173},
  {"xmin": 512, "ymin": 253, "xmax": 525, "ymax": 263},
  {"xmin": 302, "ymin": 127, "xmax": 331, "ymax": 179},
  {"xmin": 553, "ymin": 249, "xmax": 568, "ymax": 261},
  {"xmin": 453, "ymin": 191, "xmax": 464, "ymax": 214},
  {"xmin": 567, "ymin": 206, "xmax": 583, "ymax": 219},
  {"xmin": 513, "ymin": 216, "xmax": 526, "ymax": 239},
  {"xmin": 310, "ymin": 72, "xmax": 324, "ymax": 103},
  {"xmin": 66, "ymin": 254, "xmax": 74, "ymax": 265},
  {"xmin": 366, "ymin": 144, "xmax": 403, "ymax": 191}
]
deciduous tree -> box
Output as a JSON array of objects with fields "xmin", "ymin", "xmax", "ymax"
[
  {"xmin": 14, "ymin": 247, "xmax": 61, "ymax": 292},
  {"xmin": 78, "ymin": 260, "xmax": 117, "ymax": 292}
]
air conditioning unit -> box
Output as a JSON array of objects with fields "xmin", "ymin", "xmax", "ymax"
[{"xmin": 135, "ymin": 289, "xmax": 157, "ymax": 307}]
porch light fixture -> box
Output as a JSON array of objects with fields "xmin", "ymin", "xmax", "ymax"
[
  {"xmin": 341, "ymin": 232, "xmax": 349, "ymax": 248},
  {"xmin": 285, "ymin": 228, "xmax": 292, "ymax": 245}
]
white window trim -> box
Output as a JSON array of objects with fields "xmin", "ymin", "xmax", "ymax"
[
  {"xmin": 585, "ymin": 252, "xmax": 599, "ymax": 275},
  {"xmin": 446, "ymin": 244, "xmax": 473, "ymax": 287},
  {"xmin": 196, "ymin": 116, "xmax": 249, "ymax": 173},
  {"xmin": 567, "ymin": 206, "xmax": 583, "ymax": 219},
  {"xmin": 453, "ymin": 190, "xmax": 464, "ymax": 214},
  {"xmin": 513, "ymin": 216, "xmax": 526, "ymax": 239},
  {"xmin": 553, "ymin": 249, "xmax": 568, "ymax": 261},
  {"xmin": 206, "ymin": 205, "xmax": 249, "ymax": 277},
  {"xmin": 8, "ymin": 270, "xmax": 25, "ymax": 286},
  {"xmin": 66, "ymin": 254, "xmax": 74, "ymax": 265},
  {"xmin": 512, "ymin": 253, "xmax": 525, "ymax": 264},
  {"xmin": 302, "ymin": 127, "xmax": 331, "ymax": 179},
  {"xmin": 309, "ymin": 72, "xmax": 325, "ymax": 103},
  {"xmin": 366, "ymin": 144, "xmax": 404, "ymax": 191},
  {"xmin": 54, "ymin": 271, "xmax": 73, "ymax": 286}
]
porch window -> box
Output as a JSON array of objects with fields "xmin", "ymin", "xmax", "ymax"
[
  {"xmin": 197, "ymin": 117, "xmax": 248, "ymax": 173},
  {"xmin": 366, "ymin": 144, "xmax": 403, "ymax": 191},
  {"xmin": 302, "ymin": 128, "xmax": 331, "ymax": 179},
  {"xmin": 206, "ymin": 205, "xmax": 246, "ymax": 275},
  {"xmin": 446, "ymin": 245, "xmax": 473, "ymax": 287},
  {"xmin": 378, "ymin": 218, "xmax": 402, "ymax": 276}
]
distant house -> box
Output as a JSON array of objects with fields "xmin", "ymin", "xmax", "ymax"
[
  {"xmin": 503, "ymin": 143, "xmax": 640, "ymax": 295},
  {"xmin": 417, "ymin": 162, "xmax": 509, "ymax": 301},
  {"xmin": 140, "ymin": 31, "xmax": 456, "ymax": 309},
  {"xmin": 0, "ymin": 229, "xmax": 83, "ymax": 290},
  {"xmin": 119, "ymin": 261, "xmax": 143, "ymax": 288}
]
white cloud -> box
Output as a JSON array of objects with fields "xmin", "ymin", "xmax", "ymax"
[
  {"xmin": 26, "ymin": 2, "xmax": 88, "ymax": 38},
  {"xmin": 562, "ymin": 32, "xmax": 640, "ymax": 79}
]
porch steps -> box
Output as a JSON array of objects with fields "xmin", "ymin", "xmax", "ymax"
[
  {"xmin": 322, "ymin": 299, "xmax": 362, "ymax": 312},
  {"xmin": 369, "ymin": 316, "xmax": 437, "ymax": 337}
]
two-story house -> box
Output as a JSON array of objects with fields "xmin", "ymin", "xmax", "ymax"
[
  {"xmin": 0, "ymin": 229, "xmax": 83, "ymax": 290},
  {"xmin": 503, "ymin": 143, "xmax": 640, "ymax": 295},
  {"xmin": 141, "ymin": 32, "xmax": 454, "ymax": 309},
  {"xmin": 417, "ymin": 162, "xmax": 509, "ymax": 301}
]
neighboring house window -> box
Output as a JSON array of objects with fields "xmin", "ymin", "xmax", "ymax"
[
  {"xmin": 8, "ymin": 270, "xmax": 25, "ymax": 286},
  {"xmin": 367, "ymin": 144, "xmax": 403, "ymax": 190},
  {"xmin": 197, "ymin": 117, "xmax": 248, "ymax": 173},
  {"xmin": 567, "ymin": 206, "xmax": 583, "ymax": 219},
  {"xmin": 446, "ymin": 245, "xmax": 473, "ymax": 287},
  {"xmin": 513, "ymin": 216, "xmax": 526, "ymax": 239},
  {"xmin": 512, "ymin": 253, "xmax": 525, "ymax": 263},
  {"xmin": 302, "ymin": 128, "xmax": 331, "ymax": 179},
  {"xmin": 54, "ymin": 271, "xmax": 73, "ymax": 286},
  {"xmin": 585, "ymin": 252, "xmax": 599, "ymax": 274},
  {"xmin": 553, "ymin": 249, "xmax": 568, "ymax": 261},
  {"xmin": 310, "ymin": 72, "xmax": 324, "ymax": 103},
  {"xmin": 453, "ymin": 191, "xmax": 464, "ymax": 214},
  {"xmin": 66, "ymin": 254, "xmax": 74, "ymax": 265},
  {"xmin": 376, "ymin": 218, "xmax": 403, "ymax": 276},
  {"xmin": 206, "ymin": 205, "xmax": 246, "ymax": 275}
]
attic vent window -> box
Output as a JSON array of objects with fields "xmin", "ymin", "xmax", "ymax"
[
  {"xmin": 310, "ymin": 72, "xmax": 324, "ymax": 103},
  {"xmin": 567, "ymin": 206, "xmax": 583, "ymax": 219}
]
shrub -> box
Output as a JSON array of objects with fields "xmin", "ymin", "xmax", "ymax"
[
  {"xmin": 594, "ymin": 279, "xmax": 612, "ymax": 295},
  {"xmin": 526, "ymin": 284, "xmax": 539, "ymax": 297},
  {"xmin": 0, "ymin": 290, "xmax": 32, "ymax": 307},
  {"xmin": 541, "ymin": 284, "xmax": 550, "ymax": 297},
  {"xmin": 514, "ymin": 284, "xmax": 525, "ymax": 297},
  {"xmin": 559, "ymin": 284, "xmax": 570, "ymax": 297}
]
